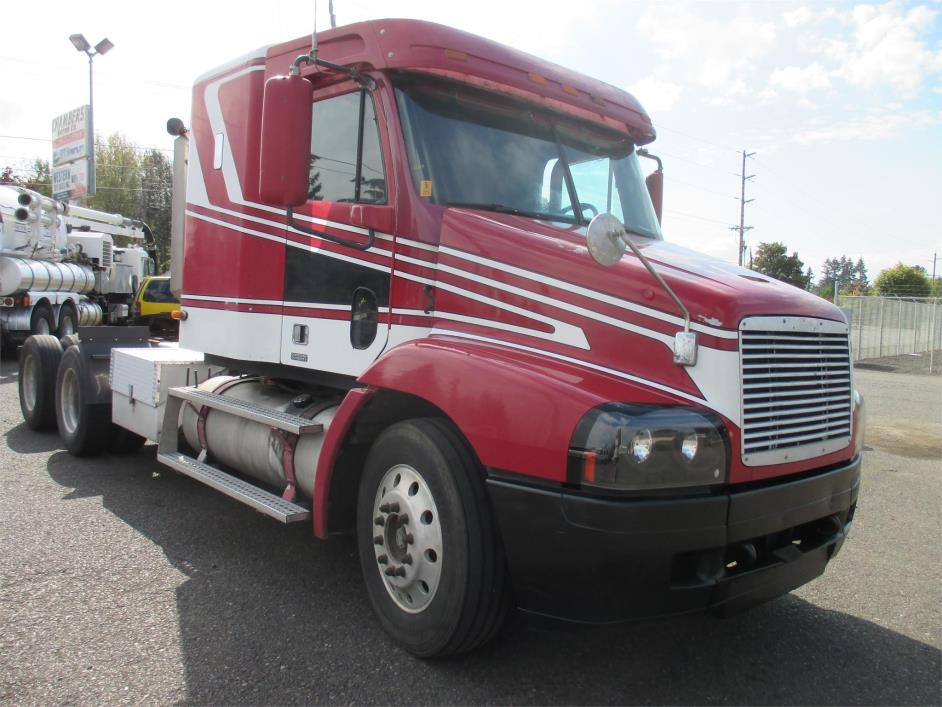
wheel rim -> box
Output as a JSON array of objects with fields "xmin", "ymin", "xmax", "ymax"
[
  {"xmin": 60, "ymin": 367, "xmax": 81, "ymax": 436},
  {"xmin": 372, "ymin": 464, "xmax": 443, "ymax": 614},
  {"xmin": 35, "ymin": 317, "xmax": 50, "ymax": 335},
  {"xmin": 22, "ymin": 354, "xmax": 37, "ymax": 412},
  {"xmin": 60, "ymin": 314, "xmax": 75, "ymax": 336}
]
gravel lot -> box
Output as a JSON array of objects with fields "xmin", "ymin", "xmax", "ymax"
[{"xmin": 1, "ymin": 356, "xmax": 939, "ymax": 706}]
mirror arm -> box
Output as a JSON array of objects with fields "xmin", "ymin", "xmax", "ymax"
[
  {"xmin": 618, "ymin": 233, "xmax": 689, "ymax": 333},
  {"xmin": 636, "ymin": 147, "xmax": 662, "ymax": 172},
  {"xmin": 286, "ymin": 207, "xmax": 376, "ymax": 251},
  {"xmin": 291, "ymin": 53, "xmax": 376, "ymax": 89}
]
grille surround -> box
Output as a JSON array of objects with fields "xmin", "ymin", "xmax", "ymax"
[{"xmin": 740, "ymin": 316, "xmax": 852, "ymax": 466}]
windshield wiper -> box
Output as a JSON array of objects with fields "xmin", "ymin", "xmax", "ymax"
[{"xmin": 444, "ymin": 201, "xmax": 568, "ymax": 221}]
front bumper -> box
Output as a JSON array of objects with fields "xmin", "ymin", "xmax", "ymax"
[{"xmin": 487, "ymin": 456, "xmax": 860, "ymax": 623}]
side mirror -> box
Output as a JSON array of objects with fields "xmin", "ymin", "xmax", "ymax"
[
  {"xmin": 645, "ymin": 170, "xmax": 663, "ymax": 224},
  {"xmin": 586, "ymin": 213, "xmax": 627, "ymax": 266},
  {"xmin": 258, "ymin": 74, "xmax": 313, "ymax": 206}
]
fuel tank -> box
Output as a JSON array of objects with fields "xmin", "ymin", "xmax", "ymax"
[{"xmin": 180, "ymin": 376, "xmax": 339, "ymax": 498}]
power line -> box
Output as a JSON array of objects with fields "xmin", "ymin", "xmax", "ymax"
[{"xmin": 0, "ymin": 134, "xmax": 173, "ymax": 154}]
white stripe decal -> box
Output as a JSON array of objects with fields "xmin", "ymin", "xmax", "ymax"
[
  {"xmin": 392, "ymin": 308, "xmax": 577, "ymax": 347},
  {"xmin": 429, "ymin": 328, "xmax": 710, "ymax": 409},
  {"xmin": 396, "ymin": 271, "xmax": 589, "ymax": 350},
  {"xmin": 285, "ymin": 239, "xmax": 392, "ymax": 273},
  {"xmin": 438, "ymin": 245, "xmax": 738, "ymax": 340},
  {"xmin": 186, "ymin": 210, "xmax": 286, "ymax": 245},
  {"xmin": 181, "ymin": 294, "xmax": 281, "ymax": 306}
]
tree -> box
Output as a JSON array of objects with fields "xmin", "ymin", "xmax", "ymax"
[
  {"xmin": 752, "ymin": 242, "xmax": 811, "ymax": 289},
  {"xmin": 1, "ymin": 158, "xmax": 52, "ymax": 196},
  {"xmin": 817, "ymin": 255, "xmax": 869, "ymax": 295},
  {"xmin": 875, "ymin": 263, "xmax": 931, "ymax": 298},
  {"xmin": 87, "ymin": 133, "xmax": 141, "ymax": 219},
  {"xmin": 140, "ymin": 149, "xmax": 172, "ymax": 271}
]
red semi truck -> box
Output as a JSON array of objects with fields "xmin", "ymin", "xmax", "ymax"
[{"xmin": 16, "ymin": 19, "xmax": 862, "ymax": 657}]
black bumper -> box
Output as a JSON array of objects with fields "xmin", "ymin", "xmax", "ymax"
[{"xmin": 487, "ymin": 457, "xmax": 860, "ymax": 623}]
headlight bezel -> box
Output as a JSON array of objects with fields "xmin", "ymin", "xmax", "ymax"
[{"xmin": 568, "ymin": 403, "xmax": 731, "ymax": 494}]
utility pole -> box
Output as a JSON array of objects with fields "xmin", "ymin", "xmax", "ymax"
[
  {"xmin": 730, "ymin": 149, "xmax": 755, "ymax": 267},
  {"xmin": 932, "ymin": 251, "xmax": 937, "ymax": 281}
]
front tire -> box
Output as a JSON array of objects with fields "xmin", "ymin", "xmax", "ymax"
[
  {"xmin": 55, "ymin": 345, "xmax": 111, "ymax": 456},
  {"xmin": 357, "ymin": 418, "xmax": 510, "ymax": 657},
  {"xmin": 18, "ymin": 335, "xmax": 63, "ymax": 430}
]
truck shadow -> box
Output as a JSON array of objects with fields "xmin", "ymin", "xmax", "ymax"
[{"xmin": 46, "ymin": 449, "xmax": 940, "ymax": 706}]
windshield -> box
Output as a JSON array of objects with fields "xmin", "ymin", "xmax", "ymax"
[{"xmin": 395, "ymin": 76, "xmax": 662, "ymax": 239}]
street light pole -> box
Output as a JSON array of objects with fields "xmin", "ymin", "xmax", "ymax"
[{"xmin": 69, "ymin": 34, "xmax": 113, "ymax": 199}]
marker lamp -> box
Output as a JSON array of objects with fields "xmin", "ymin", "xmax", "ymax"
[{"xmin": 569, "ymin": 404, "xmax": 729, "ymax": 491}]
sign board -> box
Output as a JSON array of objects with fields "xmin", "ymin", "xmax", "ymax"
[
  {"xmin": 52, "ymin": 159, "xmax": 89, "ymax": 201},
  {"xmin": 52, "ymin": 105, "xmax": 91, "ymax": 166},
  {"xmin": 51, "ymin": 105, "xmax": 94, "ymax": 198}
]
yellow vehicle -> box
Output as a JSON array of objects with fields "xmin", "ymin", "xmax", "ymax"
[{"xmin": 132, "ymin": 275, "xmax": 179, "ymax": 335}]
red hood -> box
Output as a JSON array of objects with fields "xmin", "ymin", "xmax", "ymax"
[{"xmin": 439, "ymin": 209, "xmax": 844, "ymax": 332}]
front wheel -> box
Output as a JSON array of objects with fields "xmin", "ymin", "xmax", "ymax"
[{"xmin": 357, "ymin": 418, "xmax": 510, "ymax": 657}]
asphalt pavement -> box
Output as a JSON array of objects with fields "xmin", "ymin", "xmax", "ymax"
[{"xmin": 1, "ymin": 356, "xmax": 940, "ymax": 705}]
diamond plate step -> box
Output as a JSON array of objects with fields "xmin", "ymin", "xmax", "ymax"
[
  {"xmin": 168, "ymin": 387, "xmax": 324, "ymax": 435},
  {"xmin": 157, "ymin": 452, "xmax": 311, "ymax": 523}
]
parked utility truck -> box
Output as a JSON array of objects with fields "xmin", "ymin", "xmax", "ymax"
[
  {"xmin": 16, "ymin": 20, "xmax": 862, "ymax": 657},
  {"xmin": 0, "ymin": 185, "xmax": 158, "ymax": 348}
]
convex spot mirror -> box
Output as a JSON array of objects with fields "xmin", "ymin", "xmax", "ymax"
[
  {"xmin": 586, "ymin": 213, "xmax": 627, "ymax": 266},
  {"xmin": 259, "ymin": 74, "xmax": 313, "ymax": 206}
]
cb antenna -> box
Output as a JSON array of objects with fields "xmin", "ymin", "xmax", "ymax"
[{"xmin": 329, "ymin": 0, "xmax": 337, "ymax": 28}]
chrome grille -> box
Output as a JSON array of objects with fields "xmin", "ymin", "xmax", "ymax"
[{"xmin": 740, "ymin": 317, "xmax": 852, "ymax": 465}]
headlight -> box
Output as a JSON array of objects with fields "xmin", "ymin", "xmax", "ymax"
[{"xmin": 568, "ymin": 404, "xmax": 729, "ymax": 491}]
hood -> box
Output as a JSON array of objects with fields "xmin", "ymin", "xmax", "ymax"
[{"xmin": 439, "ymin": 209, "xmax": 843, "ymax": 332}]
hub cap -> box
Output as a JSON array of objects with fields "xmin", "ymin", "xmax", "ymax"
[
  {"xmin": 60, "ymin": 314, "xmax": 75, "ymax": 336},
  {"xmin": 60, "ymin": 367, "xmax": 80, "ymax": 435},
  {"xmin": 372, "ymin": 464, "xmax": 443, "ymax": 613},
  {"xmin": 35, "ymin": 317, "xmax": 50, "ymax": 335},
  {"xmin": 22, "ymin": 354, "xmax": 37, "ymax": 412}
]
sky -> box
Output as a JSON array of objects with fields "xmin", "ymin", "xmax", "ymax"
[{"xmin": 1, "ymin": 0, "xmax": 940, "ymax": 282}]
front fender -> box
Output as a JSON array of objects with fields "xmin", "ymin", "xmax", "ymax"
[{"xmin": 359, "ymin": 336, "xmax": 691, "ymax": 483}]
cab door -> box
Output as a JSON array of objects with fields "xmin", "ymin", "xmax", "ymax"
[{"xmin": 280, "ymin": 84, "xmax": 395, "ymax": 377}]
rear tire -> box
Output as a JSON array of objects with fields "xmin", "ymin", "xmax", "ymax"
[
  {"xmin": 55, "ymin": 345, "xmax": 111, "ymax": 456},
  {"xmin": 357, "ymin": 418, "xmax": 510, "ymax": 657},
  {"xmin": 57, "ymin": 304, "xmax": 77, "ymax": 337},
  {"xmin": 30, "ymin": 305, "xmax": 54, "ymax": 336},
  {"xmin": 18, "ymin": 335, "xmax": 63, "ymax": 430}
]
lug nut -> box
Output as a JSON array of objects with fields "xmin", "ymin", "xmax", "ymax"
[
  {"xmin": 379, "ymin": 502, "xmax": 400, "ymax": 513},
  {"xmin": 374, "ymin": 516, "xmax": 385, "ymax": 526},
  {"xmin": 401, "ymin": 554, "xmax": 412, "ymax": 565},
  {"xmin": 373, "ymin": 535, "xmax": 383, "ymax": 545},
  {"xmin": 404, "ymin": 533, "xmax": 414, "ymax": 545},
  {"xmin": 377, "ymin": 554, "xmax": 388, "ymax": 565},
  {"xmin": 399, "ymin": 514, "xmax": 409, "ymax": 524},
  {"xmin": 384, "ymin": 565, "xmax": 406, "ymax": 577}
]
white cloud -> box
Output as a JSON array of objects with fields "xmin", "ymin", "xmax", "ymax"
[
  {"xmin": 793, "ymin": 110, "xmax": 937, "ymax": 143},
  {"xmin": 829, "ymin": 2, "xmax": 942, "ymax": 94},
  {"xmin": 769, "ymin": 63, "xmax": 832, "ymax": 92},
  {"xmin": 783, "ymin": 7, "xmax": 813, "ymax": 28},
  {"xmin": 627, "ymin": 76, "xmax": 683, "ymax": 112},
  {"xmin": 637, "ymin": 7, "xmax": 776, "ymax": 93}
]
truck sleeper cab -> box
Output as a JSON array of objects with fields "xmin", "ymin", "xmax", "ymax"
[{"xmin": 16, "ymin": 19, "xmax": 861, "ymax": 658}]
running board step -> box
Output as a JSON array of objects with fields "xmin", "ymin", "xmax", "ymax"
[
  {"xmin": 157, "ymin": 451, "xmax": 311, "ymax": 523},
  {"xmin": 168, "ymin": 387, "xmax": 324, "ymax": 435}
]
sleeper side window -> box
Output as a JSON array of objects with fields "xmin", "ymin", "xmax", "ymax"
[{"xmin": 309, "ymin": 90, "xmax": 387, "ymax": 204}]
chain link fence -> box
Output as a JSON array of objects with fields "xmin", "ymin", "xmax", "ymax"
[{"xmin": 838, "ymin": 295, "xmax": 942, "ymax": 374}]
